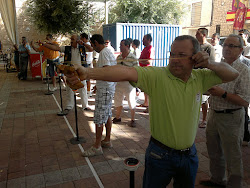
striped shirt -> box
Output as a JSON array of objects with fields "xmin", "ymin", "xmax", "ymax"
[{"xmin": 209, "ymin": 58, "xmax": 250, "ymax": 110}]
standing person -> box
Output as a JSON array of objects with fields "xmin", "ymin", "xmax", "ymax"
[
  {"xmin": 13, "ymin": 44, "xmax": 19, "ymax": 72},
  {"xmin": 132, "ymin": 39, "xmax": 141, "ymax": 59},
  {"xmin": 138, "ymin": 34, "xmax": 154, "ymax": 113},
  {"xmin": 211, "ymin": 33, "xmax": 223, "ymax": 63},
  {"xmin": 200, "ymin": 35, "xmax": 250, "ymax": 188},
  {"xmin": 239, "ymin": 29, "xmax": 250, "ymax": 146},
  {"xmin": 104, "ymin": 39, "xmax": 115, "ymax": 54},
  {"xmin": 196, "ymin": 28, "xmax": 215, "ymax": 128},
  {"xmin": 31, "ymin": 34, "xmax": 60, "ymax": 91},
  {"xmin": 238, "ymin": 29, "xmax": 250, "ymax": 58},
  {"xmin": 18, "ymin": 37, "xmax": 31, "ymax": 80},
  {"xmin": 65, "ymin": 35, "xmax": 239, "ymax": 187},
  {"xmin": 41, "ymin": 34, "xmax": 89, "ymax": 113},
  {"xmin": 79, "ymin": 33, "xmax": 94, "ymax": 97},
  {"xmin": 0, "ymin": 40, "xmax": 2, "ymax": 52},
  {"xmin": 82, "ymin": 34, "xmax": 116, "ymax": 156},
  {"xmin": 112, "ymin": 39, "xmax": 138, "ymax": 127}
]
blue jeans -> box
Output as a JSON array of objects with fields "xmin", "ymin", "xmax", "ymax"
[{"xmin": 143, "ymin": 140, "xmax": 198, "ymax": 188}]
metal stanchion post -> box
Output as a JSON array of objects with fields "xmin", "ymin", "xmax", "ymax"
[
  {"xmin": 70, "ymin": 90, "xmax": 86, "ymax": 144},
  {"xmin": 124, "ymin": 157, "xmax": 140, "ymax": 188},
  {"xmin": 45, "ymin": 63, "xmax": 53, "ymax": 95},
  {"xmin": 57, "ymin": 74, "xmax": 66, "ymax": 116}
]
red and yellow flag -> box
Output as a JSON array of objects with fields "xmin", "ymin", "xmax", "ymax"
[{"xmin": 233, "ymin": 7, "xmax": 247, "ymax": 30}]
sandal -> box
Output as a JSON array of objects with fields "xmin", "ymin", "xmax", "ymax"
[
  {"xmin": 82, "ymin": 146, "xmax": 103, "ymax": 157},
  {"xmin": 143, "ymin": 108, "xmax": 149, "ymax": 113},
  {"xmin": 101, "ymin": 140, "xmax": 113, "ymax": 148},
  {"xmin": 137, "ymin": 104, "xmax": 148, "ymax": 108}
]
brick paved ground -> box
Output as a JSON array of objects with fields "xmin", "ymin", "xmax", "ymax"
[{"xmin": 0, "ymin": 68, "xmax": 249, "ymax": 188}]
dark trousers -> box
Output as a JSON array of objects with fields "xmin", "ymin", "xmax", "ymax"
[
  {"xmin": 19, "ymin": 56, "xmax": 29, "ymax": 79},
  {"xmin": 243, "ymin": 107, "xmax": 250, "ymax": 142}
]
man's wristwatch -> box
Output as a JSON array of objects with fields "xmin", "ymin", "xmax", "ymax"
[{"xmin": 221, "ymin": 91, "xmax": 227, "ymax": 99}]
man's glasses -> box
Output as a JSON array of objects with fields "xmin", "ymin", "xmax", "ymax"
[{"xmin": 222, "ymin": 44, "xmax": 241, "ymax": 48}]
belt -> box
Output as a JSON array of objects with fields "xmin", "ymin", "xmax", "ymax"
[
  {"xmin": 150, "ymin": 137, "xmax": 191, "ymax": 155},
  {"xmin": 214, "ymin": 108, "xmax": 242, "ymax": 114}
]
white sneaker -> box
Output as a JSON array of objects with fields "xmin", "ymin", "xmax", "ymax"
[
  {"xmin": 82, "ymin": 146, "xmax": 103, "ymax": 157},
  {"xmin": 50, "ymin": 87, "xmax": 57, "ymax": 91}
]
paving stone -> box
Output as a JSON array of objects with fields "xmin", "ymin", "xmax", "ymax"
[
  {"xmin": 44, "ymin": 171, "xmax": 64, "ymax": 186},
  {"xmin": 61, "ymin": 167, "xmax": 81, "ymax": 182},
  {"xmin": 0, "ymin": 181, "xmax": 6, "ymax": 188},
  {"xmin": 92, "ymin": 161, "xmax": 114, "ymax": 175},
  {"xmin": 77, "ymin": 165, "xmax": 93, "ymax": 178},
  {"xmin": 7, "ymin": 177, "xmax": 25, "ymax": 188},
  {"xmin": 107, "ymin": 159, "xmax": 125, "ymax": 172},
  {"xmin": 25, "ymin": 174, "xmax": 45, "ymax": 188}
]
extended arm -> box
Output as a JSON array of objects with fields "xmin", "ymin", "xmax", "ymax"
[
  {"xmin": 42, "ymin": 42, "xmax": 60, "ymax": 51},
  {"xmin": 67, "ymin": 65, "xmax": 138, "ymax": 85}
]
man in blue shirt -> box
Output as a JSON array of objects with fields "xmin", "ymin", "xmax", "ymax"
[{"xmin": 18, "ymin": 37, "xmax": 31, "ymax": 80}]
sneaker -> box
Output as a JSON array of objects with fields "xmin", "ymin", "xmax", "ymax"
[
  {"xmin": 101, "ymin": 140, "xmax": 113, "ymax": 148},
  {"xmin": 128, "ymin": 120, "xmax": 136, "ymax": 127},
  {"xmin": 112, "ymin": 117, "xmax": 121, "ymax": 123},
  {"xmin": 50, "ymin": 87, "xmax": 57, "ymax": 92},
  {"xmin": 62, "ymin": 109, "xmax": 70, "ymax": 115},
  {"xmin": 242, "ymin": 141, "xmax": 249, "ymax": 146},
  {"xmin": 199, "ymin": 121, "xmax": 207, "ymax": 128},
  {"xmin": 82, "ymin": 146, "xmax": 103, "ymax": 157}
]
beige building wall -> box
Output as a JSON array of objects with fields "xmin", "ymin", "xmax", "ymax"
[
  {"xmin": 181, "ymin": 0, "xmax": 237, "ymax": 38},
  {"xmin": 210, "ymin": 0, "xmax": 234, "ymax": 36}
]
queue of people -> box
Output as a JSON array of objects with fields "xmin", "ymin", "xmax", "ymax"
[{"xmin": 9, "ymin": 29, "xmax": 250, "ymax": 188}]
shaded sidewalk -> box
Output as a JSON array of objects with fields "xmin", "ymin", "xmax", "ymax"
[{"xmin": 0, "ymin": 69, "xmax": 249, "ymax": 188}]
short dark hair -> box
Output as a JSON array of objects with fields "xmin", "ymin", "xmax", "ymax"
[
  {"xmin": 173, "ymin": 35, "xmax": 200, "ymax": 54},
  {"xmin": 121, "ymin": 39, "xmax": 130, "ymax": 47},
  {"xmin": 145, "ymin": 34, "xmax": 152, "ymax": 42},
  {"xmin": 228, "ymin": 34, "xmax": 244, "ymax": 48},
  {"xmin": 198, "ymin": 28, "xmax": 208, "ymax": 37},
  {"xmin": 90, "ymin": 34, "xmax": 104, "ymax": 45},
  {"xmin": 212, "ymin": 33, "xmax": 220, "ymax": 40},
  {"xmin": 126, "ymin": 38, "xmax": 133, "ymax": 44},
  {"xmin": 46, "ymin": 34, "xmax": 53, "ymax": 39},
  {"xmin": 80, "ymin": 33, "xmax": 88, "ymax": 40},
  {"xmin": 132, "ymin": 39, "xmax": 140, "ymax": 48}
]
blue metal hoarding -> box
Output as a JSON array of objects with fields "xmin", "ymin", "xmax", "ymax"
[{"xmin": 103, "ymin": 23, "xmax": 182, "ymax": 67}]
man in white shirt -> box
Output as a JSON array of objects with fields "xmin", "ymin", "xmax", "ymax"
[
  {"xmin": 211, "ymin": 33, "xmax": 223, "ymax": 63},
  {"xmin": 238, "ymin": 29, "xmax": 250, "ymax": 58},
  {"xmin": 42, "ymin": 34, "xmax": 89, "ymax": 113},
  {"xmin": 80, "ymin": 33, "xmax": 94, "ymax": 97},
  {"xmin": 82, "ymin": 34, "xmax": 117, "ymax": 157},
  {"xmin": 104, "ymin": 39, "xmax": 115, "ymax": 54}
]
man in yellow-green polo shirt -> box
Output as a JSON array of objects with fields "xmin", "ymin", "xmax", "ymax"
[{"xmin": 64, "ymin": 35, "xmax": 239, "ymax": 188}]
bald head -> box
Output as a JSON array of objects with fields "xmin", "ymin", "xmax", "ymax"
[{"xmin": 71, "ymin": 34, "xmax": 79, "ymax": 48}]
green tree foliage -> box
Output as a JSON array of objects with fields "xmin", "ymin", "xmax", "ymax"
[
  {"xmin": 26, "ymin": 0, "xmax": 94, "ymax": 35},
  {"xmin": 109, "ymin": 0, "xmax": 186, "ymax": 24}
]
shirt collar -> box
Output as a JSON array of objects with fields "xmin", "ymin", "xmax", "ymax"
[{"xmin": 166, "ymin": 66, "xmax": 196, "ymax": 83}]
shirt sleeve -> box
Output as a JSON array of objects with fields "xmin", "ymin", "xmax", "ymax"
[
  {"xmin": 200, "ymin": 69, "xmax": 222, "ymax": 92},
  {"xmin": 243, "ymin": 46, "xmax": 250, "ymax": 57},
  {"xmin": 130, "ymin": 66, "xmax": 158, "ymax": 96},
  {"xmin": 236, "ymin": 67, "xmax": 250, "ymax": 102}
]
